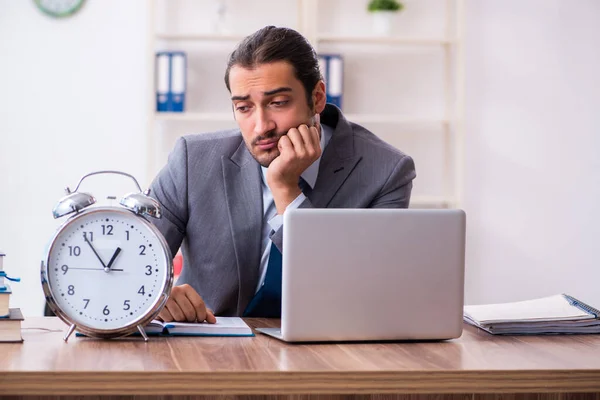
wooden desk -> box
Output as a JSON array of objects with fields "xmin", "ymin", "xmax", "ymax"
[{"xmin": 1, "ymin": 317, "xmax": 600, "ymax": 400}]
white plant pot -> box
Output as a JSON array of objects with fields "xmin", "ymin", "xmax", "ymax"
[{"xmin": 371, "ymin": 10, "xmax": 396, "ymax": 36}]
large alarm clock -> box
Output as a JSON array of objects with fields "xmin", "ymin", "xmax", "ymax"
[{"xmin": 41, "ymin": 171, "xmax": 173, "ymax": 341}]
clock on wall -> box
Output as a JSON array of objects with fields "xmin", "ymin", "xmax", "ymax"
[{"xmin": 34, "ymin": 0, "xmax": 86, "ymax": 18}]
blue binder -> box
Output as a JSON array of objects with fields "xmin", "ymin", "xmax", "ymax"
[
  {"xmin": 155, "ymin": 51, "xmax": 187, "ymax": 112},
  {"xmin": 155, "ymin": 52, "xmax": 170, "ymax": 112},
  {"xmin": 169, "ymin": 51, "xmax": 187, "ymax": 112},
  {"xmin": 318, "ymin": 54, "xmax": 344, "ymax": 109}
]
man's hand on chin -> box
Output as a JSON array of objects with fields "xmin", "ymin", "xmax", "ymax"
[{"xmin": 266, "ymin": 115, "xmax": 321, "ymax": 214}]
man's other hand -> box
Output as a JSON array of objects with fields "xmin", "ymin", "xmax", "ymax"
[{"xmin": 157, "ymin": 284, "xmax": 217, "ymax": 323}]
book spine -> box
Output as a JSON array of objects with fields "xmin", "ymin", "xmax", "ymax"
[
  {"xmin": 169, "ymin": 52, "xmax": 187, "ymax": 112},
  {"xmin": 563, "ymin": 294, "xmax": 600, "ymax": 318},
  {"xmin": 156, "ymin": 52, "xmax": 171, "ymax": 112}
]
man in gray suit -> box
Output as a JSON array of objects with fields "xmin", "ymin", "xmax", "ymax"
[{"xmin": 151, "ymin": 26, "xmax": 416, "ymax": 322}]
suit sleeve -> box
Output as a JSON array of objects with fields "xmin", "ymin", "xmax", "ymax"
[
  {"xmin": 270, "ymin": 154, "xmax": 416, "ymax": 252},
  {"xmin": 369, "ymin": 154, "xmax": 416, "ymax": 208},
  {"xmin": 149, "ymin": 137, "xmax": 189, "ymax": 258}
]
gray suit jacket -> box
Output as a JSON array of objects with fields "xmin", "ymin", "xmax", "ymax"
[{"xmin": 150, "ymin": 104, "xmax": 416, "ymax": 316}]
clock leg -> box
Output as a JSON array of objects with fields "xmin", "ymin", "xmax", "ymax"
[
  {"xmin": 63, "ymin": 324, "xmax": 77, "ymax": 342},
  {"xmin": 137, "ymin": 325, "xmax": 149, "ymax": 341}
]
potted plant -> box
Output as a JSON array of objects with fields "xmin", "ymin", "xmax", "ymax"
[{"xmin": 367, "ymin": 0, "xmax": 404, "ymax": 36}]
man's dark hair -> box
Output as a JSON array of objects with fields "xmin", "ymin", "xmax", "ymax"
[{"xmin": 224, "ymin": 26, "xmax": 322, "ymax": 109}]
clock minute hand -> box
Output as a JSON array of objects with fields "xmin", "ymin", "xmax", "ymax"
[
  {"xmin": 106, "ymin": 247, "xmax": 122, "ymax": 271},
  {"xmin": 83, "ymin": 236, "xmax": 107, "ymax": 269}
]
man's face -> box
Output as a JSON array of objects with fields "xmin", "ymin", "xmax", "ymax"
[{"xmin": 228, "ymin": 61, "xmax": 316, "ymax": 167}]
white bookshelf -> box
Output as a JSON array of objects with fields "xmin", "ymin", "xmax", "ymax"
[
  {"xmin": 411, "ymin": 195, "xmax": 456, "ymax": 207},
  {"xmin": 154, "ymin": 111, "xmax": 449, "ymax": 126},
  {"xmin": 155, "ymin": 33, "xmax": 246, "ymax": 42},
  {"xmin": 147, "ymin": 0, "xmax": 465, "ymax": 209},
  {"xmin": 154, "ymin": 112, "xmax": 233, "ymax": 122},
  {"xmin": 316, "ymin": 35, "xmax": 454, "ymax": 46}
]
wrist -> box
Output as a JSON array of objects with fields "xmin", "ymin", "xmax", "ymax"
[{"xmin": 271, "ymin": 186, "xmax": 302, "ymax": 214}]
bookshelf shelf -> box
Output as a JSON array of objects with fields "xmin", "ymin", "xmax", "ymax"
[
  {"xmin": 155, "ymin": 34, "xmax": 454, "ymax": 46},
  {"xmin": 317, "ymin": 35, "xmax": 454, "ymax": 46},
  {"xmin": 346, "ymin": 114, "xmax": 450, "ymax": 126},
  {"xmin": 410, "ymin": 196, "xmax": 455, "ymax": 207},
  {"xmin": 154, "ymin": 112, "xmax": 450, "ymax": 126},
  {"xmin": 155, "ymin": 112, "xmax": 233, "ymax": 122},
  {"xmin": 155, "ymin": 33, "xmax": 247, "ymax": 41}
]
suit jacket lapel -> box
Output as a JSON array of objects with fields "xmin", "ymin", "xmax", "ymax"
[
  {"xmin": 310, "ymin": 105, "xmax": 362, "ymax": 206},
  {"xmin": 222, "ymin": 141, "xmax": 263, "ymax": 315}
]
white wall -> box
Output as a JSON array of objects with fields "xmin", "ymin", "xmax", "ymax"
[
  {"xmin": 0, "ymin": 0, "xmax": 149, "ymax": 316},
  {"xmin": 2, "ymin": 0, "xmax": 600, "ymax": 316},
  {"xmin": 464, "ymin": 0, "xmax": 600, "ymax": 306}
]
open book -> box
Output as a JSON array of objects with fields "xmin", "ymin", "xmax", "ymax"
[
  {"xmin": 464, "ymin": 294, "xmax": 600, "ymax": 335},
  {"xmin": 145, "ymin": 317, "xmax": 254, "ymax": 337}
]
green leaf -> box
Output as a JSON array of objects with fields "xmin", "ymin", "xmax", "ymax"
[{"xmin": 367, "ymin": 0, "xmax": 404, "ymax": 12}]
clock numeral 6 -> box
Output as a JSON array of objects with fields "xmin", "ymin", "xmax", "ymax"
[{"xmin": 103, "ymin": 305, "xmax": 110, "ymax": 316}]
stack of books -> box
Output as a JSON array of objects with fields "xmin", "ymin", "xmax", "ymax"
[
  {"xmin": 0, "ymin": 252, "xmax": 23, "ymax": 342},
  {"xmin": 464, "ymin": 293, "xmax": 600, "ymax": 335}
]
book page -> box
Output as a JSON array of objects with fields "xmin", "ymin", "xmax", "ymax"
[
  {"xmin": 167, "ymin": 317, "xmax": 249, "ymax": 329},
  {"xmin": 464, "ymin": 294, "xmax": 592, "ymax": 324}
]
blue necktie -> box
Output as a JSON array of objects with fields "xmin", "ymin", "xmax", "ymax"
[
  {"xmin": 242, "ymin": 177, "xmax": 310, "ymax": 318},
  {"xmin": 298, "ymin": 176, "xmax": 311, "ymax": 196},
  {"xmin": 243, "ymin": 243, "xmax": 282, "ymax": 318}
]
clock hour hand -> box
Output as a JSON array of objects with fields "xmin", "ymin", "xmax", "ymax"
[
  {"xmin": 106, "ymin": 247, "xmax": 122, "ymax": 271},
  {"xmin": 83, "ymin": 235, "xmax": 107, "ymax": 269}
]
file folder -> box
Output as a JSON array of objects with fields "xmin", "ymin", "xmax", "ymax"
[
  {"xmin": 169, "ymin": 51, "xmax": 187, "ymax": 112},
  {"xmin": 155, "ymin": 51, "xmax": 187, "ymax": 112},
  {"xmin": 318, "ymin": 54, "xmax": 344, "ymax": 109},
  {"xmin": 155, "ymin": 52, "xmax": 170, "ymax": 112}
]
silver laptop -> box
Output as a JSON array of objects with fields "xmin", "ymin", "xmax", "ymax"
[{"xmin": 256, "ymin": 208, "xmax": 466, "ymax": 342}]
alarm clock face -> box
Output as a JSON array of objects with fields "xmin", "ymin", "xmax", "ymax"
[{"xmin": 43, "ymin": 207, "xmax": 172, "ymax": 333}]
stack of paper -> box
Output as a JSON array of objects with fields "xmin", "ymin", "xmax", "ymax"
[{"xmin": 463, "ymin": 294, "xmax": 600, "ymax": 335}]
